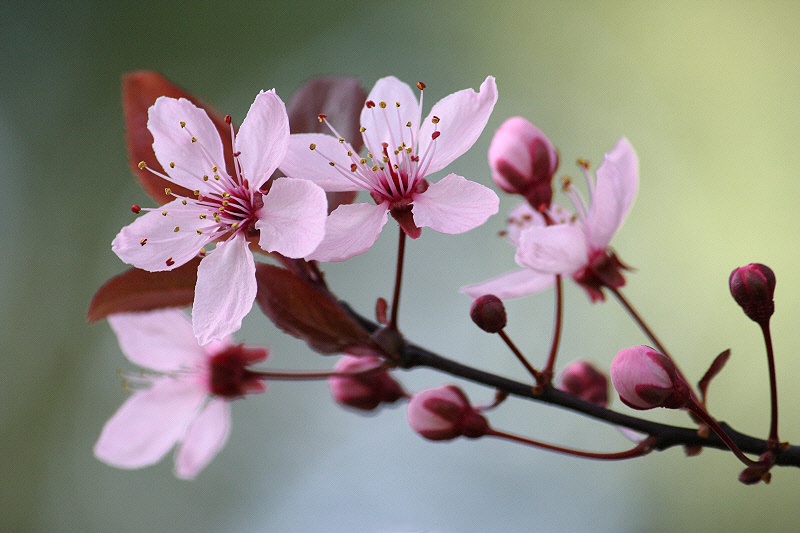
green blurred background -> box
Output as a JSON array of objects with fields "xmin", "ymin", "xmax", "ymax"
[{"xmin": 2, "ymin": 0, "xmax": 800, "ymax": 531}]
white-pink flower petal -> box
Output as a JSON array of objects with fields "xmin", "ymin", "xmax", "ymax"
[
  {"xmin": 174, "ymin": 398, "xmax": 231, "ymax": 480},
  {"xmin": 307, "ymin": 202, "xmax": 389, "ymax": 262},
  {"xmin": 515, "ymin": 223, "xmax": 588, "ymax": 275},
  {"xmin": 281, "ymin": 133, "xmax": 362, "ymax": 192},
  {"xmin": 108, "ymin": 310, "xmax": 205, "ymax": 373},
  {"xmin": 411, "ymin": 174, "xmax": 499, "ymax": 234},
  {"xmin": 585, "ymin": 137, "xmax": 639, "ymax": 251},
  {"xmin": 94, "ymin": 377, "xmax": 207, "ymax": 469},
  {"xmin": 148, "ymin": 97, "xmax": 225, "ymax": 195},
  {"xmin": 461, "ymin": 268, "xmax": 555, "ymax": 300},
  {"xmin": 112, "ymin": 199, "xmax": 212, "ymax": 272},
  {"xmin": 360, "ymin": 76, "xmax": 421, "ymax": 152},
  {"xmin": 192, "ymin": 235, "xmax": 256, "ymax": 345},
  {"xmin": 256, "ymin": 177, "xmax": 328, "ymax": 258},
  {"xmin": 236, "ymin": 90, "xmax": 290, "ymax": 190},
  {"xmin": 418, "ymin": 76, "xmax": 498, "ymax": 175}
]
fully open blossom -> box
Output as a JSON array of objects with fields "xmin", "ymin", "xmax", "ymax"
[
  {"xmin": 280, "ymin": 76, "xmax": 499, "ymax": 262},
  {"xmin": 112, "ymin": 91, "xmax": 328, "ymax": 344},
  {"xmin": 464, "ymin": 138, "xmax": 638, "ymax": 302},
  {"xmin": 95, "ymin": 309, "xmax": 268, "ymax": 479}
]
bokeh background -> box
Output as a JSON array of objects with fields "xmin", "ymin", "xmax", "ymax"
[{"xmin": 3, "ymin": 0, "xmax": 800, "ymax": 531}]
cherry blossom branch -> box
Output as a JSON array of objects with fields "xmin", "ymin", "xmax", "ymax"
[{"xmin": 341, "ymin": 304, "xmax": 800, "ymax": 468}]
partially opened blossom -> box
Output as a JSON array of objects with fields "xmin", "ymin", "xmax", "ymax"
[
  {"xmin": 94, "ymin": 309, "xmax": 268, "ymax": 479},
  {"xmin": 467, "ymin": 138, "xmax": 638, "ymax": 302},
  {"xmin": 515, "ymin": 138, "xmax": 638, "ymax": 302},
  {"xmin": 329, "ymin": 354, "xmax": 407, "ymax": 411},
  {"xmin": 280, "ymin": 76, "xmax": 499, "ymax": 262},
  {"xmin": 489, "ymin": 116, "xmax": 558, "ymax": 210},
  {"xmin": 112, "ymin": 91, "xmax": 328, "ymax": 344}
]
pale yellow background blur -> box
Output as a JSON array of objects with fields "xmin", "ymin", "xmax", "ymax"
[{"xmin": 2, "ymin": 1, "xmax": 800, "ymax": 531}]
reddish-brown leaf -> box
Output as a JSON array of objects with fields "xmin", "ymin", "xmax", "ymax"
[
  {"xmin": 255, "ymin": 263, "xmax": 374, "ymax": 354},
  {"xmin": 123, "ymin": 71, "xmax": 234, "ymax": 204},
  {"xmin": 87, "ymin": 259, "xmax": 200, "ymax": 322},
  {"xmin": 287, "ymin": 76, "xmax": 367, "ymax": 150},
  {"xmin": 698, "ymin": 349, "xmax": 731, "ymax": 402}
]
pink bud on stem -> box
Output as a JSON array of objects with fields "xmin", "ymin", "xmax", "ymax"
[
  {"xmin": 329, "ymin": 355, "xmax": 407, "ymax": 411},
  {"xmin": 559, "ymin": 360, "xmax": 609, "ymax": 407}
]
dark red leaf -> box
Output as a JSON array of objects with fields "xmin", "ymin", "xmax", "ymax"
[
  {"xmin": 123, "ymin": 71, "xmax": 234, "ymax": 204},
  {"xmin": 287, "ymin": 76, "xmax": 367, "ymax": 151},
  {"xmin": 255, "ymin": 263, "xmax": 374, "ymax": 355},
  {"xmin": 698, "ymin": 349, "xmax": 731, "ymax": 401},
  {"xmin": 87, "ymin": 259, "xmax": 200, "ymax": 322}
]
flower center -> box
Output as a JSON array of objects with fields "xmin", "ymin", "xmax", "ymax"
[{"xmin": 207, "ymin": 345, "xmax": 267, "ymax": 399}]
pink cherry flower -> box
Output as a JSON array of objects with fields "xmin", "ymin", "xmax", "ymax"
[
  {"xmin": 279, "ymin": 76, "xmax": 500, "ymax": 262},
  {"xmin": 94, "ymin": 309, "xmax": 268, "ymax": 479},
  {"xmin": 464, "ymin": 138, "xmax": 638, "ymax": 302},
  {"xmin": 112, "ymin": 91, "xmax": 328, "ymax": 344}
]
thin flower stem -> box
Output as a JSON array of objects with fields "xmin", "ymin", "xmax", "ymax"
[
  {"xmin": 388, "ymin": 227, "xmax": 407, "ymax": 331},
  {"xmin": 487, "ymin": 428, "xmax": 655, "ymax": 460},
  {"xmin": 760, "ymin": 322, "xmax": 780, "ymax": 447},
  {"xmin": 541, "ymin": 274, "xmax": 564, "ymax": 383},
  {"xmin": 497, "ymin": 329, "xmax": 542, "ymax": 383},
  {"xmin": 686, "ymin": 398, "xmax": 757, "ymax": 467},
  {"xmin": 609, "ymin": 287, "xmax": 699, "ymax": 403},
  {"xmin": 251, "ymin": 362, "xmax": 385, "ymax": 381}
]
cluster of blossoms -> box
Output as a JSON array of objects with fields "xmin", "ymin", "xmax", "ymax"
[{"xmin": 91, "ymin": 72, "xmax": 792, "ymax": 485}]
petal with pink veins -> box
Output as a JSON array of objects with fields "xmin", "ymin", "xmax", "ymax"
[
  {"xmin": 585, "ymin": 137, "xmax": 639, "ymax": 251},
  {"xmin": 360, "ymin": 76, "xmax": 421, "ymax": 153},
  {"xmin": 192, "ymin": 235, "xmax": 256, "ymax": 345},
  {"xmin": 280, "ymin": 133, "xmax": 362, "ymax": 192},
  {"xmin": 93, "ymin": 376, "xmax": 207, "ymax": 469},
  {"xmin": 108, "ymin": 309, "xmax": 205, "ymax": 372},
  {"xmin": 307, "ymin": 202, "xmax": 389, "ymax": 262},
  {"xmin": 256, "ymin": 177, "xmax": 328, "ymax": 258},
  {"xmin": 418, "ymin": 76, "xmax": 498, "ymax": 175},
  {"xmin": 148, "ymin": 97, "xmax": 225, "ymax": 195},
  {"xmin": 461, "ymin": 268, "xmax": 555, "ymax": 300},
  {"xmin": 236, "ymin": 90, "xmax": 290, "ymax": 190},
  {"xmin": 411, "ymin": 174, "xmax": 499, "ymax": 234},
  {"xmin": 515, "ymin": 223, "xmax": 588, "ymax": 275},
  {"xmin": 112, "ymin": 198, "xmax": 213, "ymax": 272},
  {"xmin": 174, "ymin": 398, "xmax": 231, "ymax": 480}
]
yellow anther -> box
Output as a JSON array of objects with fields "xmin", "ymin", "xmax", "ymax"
[
  {"xmin": 431, "ymin": 116, "xmax": 440, "ymax": 124},
  {"xmin": 360, "ymin": 158, "xmax": 367, "ymax": 164},
  {"xmin": 222, "ymin": 200, "xmax": 229, "ymax": 207},
  {"xmin": 372, "ymin": 165, "xmax": 379, "ymax": 171},
  {"xmin": 180, "ymin": 121, "xmax": 186, "ymax": 128},
  {"xmin": 173, "ymin": 226, "xmax": 180, "ymax": 232},
  {"xmin": 406, "ymin": 121, "xmax": 411, "ymax": 127},
  {"xmin": 140, "ymin": 238, "xmax": 147, "ymax": 245},
  {"xmin": 199, "ymin": 248, "xmax": 207, "ymax": 257},
  {"xmin": 138, "ymin": 161, "xmax": 147, "ymax": 169},
  {"xmin": 338, "ymin": 137, "xmax": 345, "ymax": 143},
  {"xmin": 395, "ymin": 102, "xmax": 400, "ymax": 107},
  {"xmin": 359, "ymin": 126, "xmax": 366, "ymax": 133},
  {"xmin": 231, "ymin": 222, "xmax": 239, "ymax": 230},
  {"xmin": 310, "ymin": 143, "xmax": 317, "ymax": 150},
  {"xmin": 222, "ymin": 192, "xmax": 231, "ymax": 198},
  {"xmin": 219, "ymin": 206, "xmax": 225, "ymax": 212},
  {"xmin": 382, "ymin": 156, "xmax": 389, "ymax": 163},
  {"xmin": 164, "ymin": 187, "xmax": 172, "ymax": 195},
  {"xmin": 329, "ymin": 161, "xmax": 336, "ymax": 167},
  {"xmin": 181, "ymin": 199, "xmax": 187, "ymax": 205},
  {"xmin": 191, "ymin": 136, "xmax": 197, "ymax": 143},
  {"xmin": 347, "ymin": 150, "xmax": 353, "ymax": 156},
  {"xmin": 199, "ymin": 214, "xmax": 207, "ymax": 219},
  {"xmin": 393, "ymin": 164, "xmax": 399, "ymax": 169},
  {"xmin": 193, "ymin": 189, "xmax": 200, "ymax": 196},
  {"xmin": 203, "ymin": 175, "xmax": 209, "ymax": 181},
  {"xmin": 379, "ymin": 101, "xmax": 387, "ymax": 108},
  {"xmin": 214, "ymin": 175, "xmax": 220, "ymax": 180},
  {"xmin": 169, "ymin": 162, "xmax": 175, "ymax": 168},
  {"xmin": 196, "ymin": 230, "xmax": 203, "ymax": 235},
  {"xmin": 161, "ymin": 210, "xmax": 168, "ymax": 216},
  {"xmin": 212, "ymin": 166, "xmax": 218, "ymax": 172}
]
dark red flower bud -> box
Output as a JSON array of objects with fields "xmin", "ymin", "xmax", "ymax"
[
  {"xmin": 470, "ymin": 294, "xmax": 507, "ymax": 333},
  {"xmin": 729, "ymin": 263, "xmax": 776, "ymax": 325},
  {"xmin": 329, "ymin": 355, "xmax": 406, "ymax": 411},
  {"xmin": 559, "ymin": 360, "xmax": 609, "ymax": 407}
]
